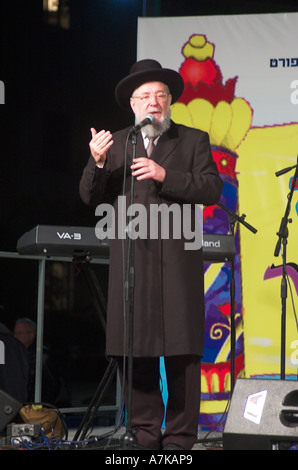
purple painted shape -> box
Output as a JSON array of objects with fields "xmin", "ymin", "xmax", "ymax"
[{"xmin": 264, "ymin": 264, "xmax": 298, "ymax": 295}]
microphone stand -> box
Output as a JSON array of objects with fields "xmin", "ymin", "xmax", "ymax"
[
  {"xmin": 110, "ymin": 122, "xmax": 154, "ymax": 450},
  {"xmin": 216, "ymin": 201, "xmax": 257, "ymax": 394},
  {"xmin": 121, "ymin": 129, "xmax": 140, "ymax": 448},
  {"xmin": 274, "ymin": 160, "xmax": 298, "ymax": 380}
]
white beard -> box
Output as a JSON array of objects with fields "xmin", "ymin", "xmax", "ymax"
[{"xmin": 135, "ymin": 109, "xmax": 172, "ymax": 138}]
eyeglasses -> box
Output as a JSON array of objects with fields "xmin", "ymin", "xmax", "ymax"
[{"xmin": 132, "ymin": 92, "xmax": 169, "ymax": 102}]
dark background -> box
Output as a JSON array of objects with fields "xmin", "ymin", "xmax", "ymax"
[{"xmin": 0, "ymin": 0, "xmax": 297, "ymax": 416}]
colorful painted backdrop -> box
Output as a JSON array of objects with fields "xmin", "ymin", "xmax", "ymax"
[{"xmin": 138, "ymin": 13, "xmax": 298, "ymax": 429}]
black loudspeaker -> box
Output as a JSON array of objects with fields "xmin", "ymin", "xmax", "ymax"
[
  {"xmin": 223, "ymin": 378, "xmax": 298, "ymax": 450},
  {"xmin": 0, "ymin": 389, "xmax": 22, "ymax": 433}
]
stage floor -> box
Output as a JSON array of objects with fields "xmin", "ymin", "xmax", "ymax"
[
  {"xmin": 66, "ymin": 426, "xmax": 223, "ymax": 451},
  {"xmin": 0, "ymin": 425, "xmax": 222, "ymax": 451}
]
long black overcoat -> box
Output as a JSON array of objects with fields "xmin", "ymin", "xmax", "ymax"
[{"xmin": 79, "ymin": 121, "xmax": 223, "ymax": 358}]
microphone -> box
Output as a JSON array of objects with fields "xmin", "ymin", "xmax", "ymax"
[
  {"xmin": 131, "ymin": 114, "xmax": 156, "ymax": 133},
  {"xmin": 275, "ymin": 153, "xmax": 298, "ymax": 177},
  {"xmin": 275, "ymin": 165, "xmax": 297, "ymax": 177}
]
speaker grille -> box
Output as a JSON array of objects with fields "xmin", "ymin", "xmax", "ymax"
[{"xmin": 223, "ymin": 379, "xmax": 298, "ymax": 450}]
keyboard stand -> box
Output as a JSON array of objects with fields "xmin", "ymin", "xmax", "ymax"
[{"xmin": 72, "ymin": 253, "xmax": 119, "ymax": 442}]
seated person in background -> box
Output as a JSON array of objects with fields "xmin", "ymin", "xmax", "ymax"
[{"xmin": 14, "ymin": 318, "xmax": 61, "ymax": 404}]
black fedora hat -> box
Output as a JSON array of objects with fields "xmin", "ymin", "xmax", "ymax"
[{"xmin": 115, "ymin": 59, "xmax": 184, "ymax": 110}]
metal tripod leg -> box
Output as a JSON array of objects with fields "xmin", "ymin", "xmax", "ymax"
[
  {"xmin": 72, "ymin": 255, "xmax": 118, "ymax": 442},
  {"xmin": 73, "ymin": 357, "xmax": 118, "ymax": 441}
]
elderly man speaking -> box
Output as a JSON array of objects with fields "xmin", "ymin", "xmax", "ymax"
[{"xmin": 79, "ymin": 59, "xmax": 223, "ymax": 450}]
